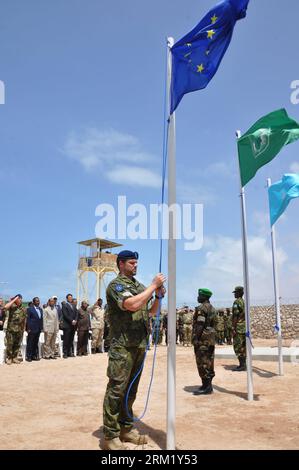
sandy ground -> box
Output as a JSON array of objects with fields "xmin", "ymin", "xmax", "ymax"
[{"xmin": 1, "ymin": 341, "xmax": 299, "ymax": 450}]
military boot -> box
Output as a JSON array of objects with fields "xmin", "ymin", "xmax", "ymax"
[
  {"xmin": 120, "ymin": 428, "xmax": 148, "ymax": 445},
  {"xmin": 12, "ymin": 357, "xmax": 22, "ymax": 364},
  {"xmin": 103, "ymin": 437, "xmax": 129, "ymax": 450},
  {"xmin": 193, "ymin": 379, "xmax": 213, "ymax": 395},
  {"xmin": 234, "ymin": 357, "xmax": 246, "ymax": 371},
  {"xmin": 91, "ymin": 348, "xmax": 96, "ymax": 354},
  {"xmin": 6, "ymin": 358, "xmax": 13, "ymax": 365}
]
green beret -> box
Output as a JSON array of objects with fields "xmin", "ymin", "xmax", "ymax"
[
  {"xmin": 198, "ymin": 288, "xmax": 213, "ymax": 298},
  {"xmin": 233, "ymin": 286, "xmax": 244, "ymax": 293}
]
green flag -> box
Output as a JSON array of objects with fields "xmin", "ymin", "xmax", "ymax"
[{"xmin": 238, "ymin": 109, "xmax": 299, "ymax": 187}]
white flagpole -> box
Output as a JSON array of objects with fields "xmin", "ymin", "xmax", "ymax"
[
  {"xmin": 267, "ymin": 178, "xmax": 283, "ymax": 376},
  {"xmin": 236, "ymin": 130, "xmax": 254, "ymax": 401},
  {"xmin": 166, "ymin": 36, "xmax": 176, "ymax": 450}
]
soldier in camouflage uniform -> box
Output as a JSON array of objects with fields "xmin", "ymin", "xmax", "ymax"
[
  {"xmin": 182, "ymin": 307, "xmax": 193, "ymax": 346},
  {"xmin": 192, "ymin": 288, "xmax": 217, "ymax": 395},
  {"xmin": 232, "ymin": 286, "xmax": 246, "ymax": 371},
  {"xmin": 224, "ymin": 308, "xmax": 232, "ymax": 345},
  {"xmin": 103, "ymin": 250, "xmax": 166, "ymax": 450},
  {"xmin": 216, "ymin": 309, "xmax": 225, "ymax": 345},
  {"xmin": 4, "ymin": 295, "xmax": 27, "ymax": 365},
  {"xmin": 178, "ymin": 309, "xmax": 185, "ymax": 345},
  {"xmin": 151, "ymin": 313, "xmax": 163, "ymax": 345}
]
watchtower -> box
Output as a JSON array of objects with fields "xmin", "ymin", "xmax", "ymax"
[{"xmin": 76, "ymin": 238, "xmax": 122, "ymax": 305}]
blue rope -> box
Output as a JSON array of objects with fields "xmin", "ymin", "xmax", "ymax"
[
  {"xmin": 274, "ymin": 324, "xmax": 280, "ymax": 333},
  {"xmin": 124, "ymin": 44, "xmax": 169, "ymax": 422}
]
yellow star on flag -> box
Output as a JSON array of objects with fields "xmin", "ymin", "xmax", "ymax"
[
  {"xmin": 211, "ymin": 14, "xmax": 218, "ymax": 24},
  {"xmin": 197, "ymin": 64, "xmax": 204, "ymax": 73},
  {"xmin": 207, "ymin": 29, "xmax": 215, "ymax": 39}
]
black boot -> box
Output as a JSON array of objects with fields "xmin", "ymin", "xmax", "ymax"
[
  {"xmin": 91, "ymin": 348, "xmax": 96, "ymax": 354},
  {"xmin": 234, "ymin": 357, "xmax": 246, "ymax": 371},
  {"xmin": 193, "ymin": 379, "xmax": 213, "ymax": 395},
  {"xmin": 196, "ymin": 381, "xmax": 205, "ymax": 392}
]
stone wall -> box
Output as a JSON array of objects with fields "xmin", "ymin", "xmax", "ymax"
[{"xmin": 251, "ymin": 304, "xmax": 299, "ymax": 339}]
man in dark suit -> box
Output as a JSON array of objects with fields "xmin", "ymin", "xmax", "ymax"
[
  {"xmin": 26, "ymin": 297, "xmax": 43, "ymax": 361},
  {"xmin": 62, "ymin": 293, "xmax": 78, "ymax": 358}
]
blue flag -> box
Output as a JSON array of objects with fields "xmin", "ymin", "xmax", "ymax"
[
  {"xmin": 170, "ymin": 0, "xmax": 250, "ymax": 114},
  {"xmin": 268, "ymin": 173, "xmax": 299, "ymax": 226}
]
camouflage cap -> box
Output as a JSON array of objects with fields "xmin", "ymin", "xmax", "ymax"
[
  {"xmin": 198, "ymin": 288, "xmax": 213, "ymax": 298},
  {"xmin": 232, "ymin": 286, "xmax": 244, "ymax": 293}
]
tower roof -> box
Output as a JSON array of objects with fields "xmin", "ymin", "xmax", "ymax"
[{"xmin": 77, "ymin": 238, "xmax": 123, "ymax": 249}]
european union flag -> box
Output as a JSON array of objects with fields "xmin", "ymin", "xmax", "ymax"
[
  {"xmin": 170, "ymin": 0, "xmax": 250, "ymax": 114},
  {"xmin": 268, "ymin": 174, "xmax": 299, "ymax": 226}
]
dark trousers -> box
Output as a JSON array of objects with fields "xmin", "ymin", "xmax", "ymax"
[
  {"xmin": 26, "ymin": 331, "xmax": 40, "ymax": 359},
  {"xmin": 63, "ymin": 327, "xmax": 75, "ymax": 356},
  {"xmin": 77, "ymin": 330, "xmax": 89, "ymax": 355}
]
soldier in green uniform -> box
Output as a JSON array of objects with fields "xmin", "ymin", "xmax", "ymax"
[
  {"xmin": 178, "ymin": 309, "xmax": 184, "ymax": 345},
  {"xmin": 232, "ymin": 286, "xmax": 246, "ymax": 371},
  {"xmin": 151, "ymin": 313, "xmax": 163, "ymax": 345},
  {"xmin": 192, "ymin": 288, "xmax": 217, "ymax": 395},
  {"xmin": 216, "ymin": 309, "xmax": 225, "ymax": 345},
  {"xmin": 103, "ymin": 250, "xmax": 166, "ymax": 450},
  {"xmin": 182, "ymin": 307, "xmax": 193, "ymax": 347},
  {"xmin": 4, "ymin": 295, "xmax": 27, "ymax": 365},
  {"xmin": 224, "ymin": 308, "xmax": 232, "ymax": 345}
]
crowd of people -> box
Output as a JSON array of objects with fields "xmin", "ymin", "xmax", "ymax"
[
  {"xmin": 151, "ymin": 306, "xmax": 233, "ymax": 347},
  {"xmin": 0, "ymin": 294, "xmax": 237, "ymax": 366},
  {"xmin": 0, "ymin": 294, "xmax": 108, "ymax": 365}
]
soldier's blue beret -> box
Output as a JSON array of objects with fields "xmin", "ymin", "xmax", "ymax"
[{"xmin": 117, "ymin": 250, "xmax": 139, "ymax": 261}]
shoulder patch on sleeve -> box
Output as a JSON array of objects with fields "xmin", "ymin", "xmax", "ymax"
[{"xmin": 115, "ymin": 284, "xmax": 124, "ymax": 292}]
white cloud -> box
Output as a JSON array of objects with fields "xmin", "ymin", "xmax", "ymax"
[
  {"xmin": 106, "ymin": 166, "xmax": 161, "ymax": 188},
  {"xmin": 290, "ymin": 162, "xmax": 299, "ymax": 173},
  {"xmin": 177, "ymin": 181, "xmax": 217, "ymax": 205},
  {"xmin": 62, "ymin": 128, "xmax": 161, "ymax": 188},
  {"xmin": 203, "ymin": 161, "xmax": 237, "ymax": 179},
  {"xmin": 177, "ymin": 235, "xmax": 288, "ymax": 306}
]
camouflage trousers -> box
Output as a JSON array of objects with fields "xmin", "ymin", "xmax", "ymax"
[
  {"xmin": 103, "ymin": 344, "xmax": 145, "ymax": 439},
  {"xmin": 217, "ymin": 331, "xmax": 224, "ymax": 343},
  {"xmin": 194, "ymin": 344, "xmax": 215, "ymax": 381},
  {"xmin": 5, "ymin": 330, "xmax": 23, "ymax": 360},
  {"xmin": 233, "ymin": 332, "xmax": 246, "ymax": 359},
  {"xmin": 225, "ymin": 328, "xmax": 232, "ymax": 344},
  {"xmin": 152, "ymin": 328, "xmax": 162, "ymax": 345},
  {"xmin": 91, "ymin": 327, "xmax": 104, "ymax": 351},
  {"xmin": 183, "ymin": 324, "xmax": 192, "ymax": 345}
]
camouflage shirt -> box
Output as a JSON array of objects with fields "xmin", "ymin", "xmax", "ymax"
[
  {"xmin": 183, "ymin": 311, "xmax": 193, "ymax": 325},
  {"xmin": 106, "ymin": 274, "xmax": 151, "ymax": 348},
  {"xmin": 232, "ymin": 298, "xmax": 245, "ymax": 334},
  {"xmin": 6, "ymin": 304, "xmax": 27, "ymax": 333},
  {"xmin": 192, "ymin": 301, "xmax": 216, "ymax": 346}
]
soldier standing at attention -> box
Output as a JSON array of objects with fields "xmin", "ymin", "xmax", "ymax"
[
  {"xmin": 103, "ymin": 250, "xmax": 166, "ymax": 450},
  {"xmin": 232, "ymin": 286, "xmax": 246, "ymax": 371},
  {"xmin": 90, "ymin": 298, "xmax": 105, "ymax": 353},
  {"xmin": 192, "ymin": 288, "xmax": 217, "ymax": 396},
  {"xmin": 216, "ymin": 309, "xmax": 225, "ymax": 345},
  {"xmin": 182, "ymin": 307, "xmax": 193, "ymax": 347},
  {"xmin": 4, "ymin": 295, "xmax": 27, "ymax": 365},
  {"xmin": 225, "ymin": 308, "xmax": 232, "ymax": 345}
]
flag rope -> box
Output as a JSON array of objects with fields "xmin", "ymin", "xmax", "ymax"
[{"xmin": 124, "ymin": 45, "xmax": 169, "ymax": 422}]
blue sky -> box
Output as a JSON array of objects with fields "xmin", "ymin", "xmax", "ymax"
[{"xmin": 0, "ymin": 0, "xmax": 299, "ymax": 306}]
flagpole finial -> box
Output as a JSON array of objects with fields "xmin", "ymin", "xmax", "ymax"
[
  {"xmin": 236, "ymin": 130, "xmax": 241, "ymax": 139},
  {"xmin": 167, "ymin": 37, "xmax": 174, "ymax": 49}
]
